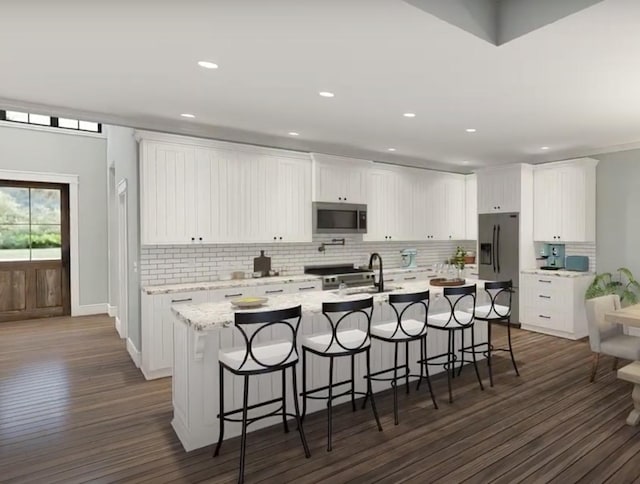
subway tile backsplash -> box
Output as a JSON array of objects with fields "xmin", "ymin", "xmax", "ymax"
[{"xmin": 140, "ymin": 235, "xmax": 477, "ymax": 286}]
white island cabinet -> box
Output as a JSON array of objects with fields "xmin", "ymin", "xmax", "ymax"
[{"xmin": 170, "ymin": 281, "xmax": 489, "ymax": 452}]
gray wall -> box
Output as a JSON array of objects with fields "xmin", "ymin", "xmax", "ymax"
[
  {"xmin": 105, "ymin": 125, "xmax": 141, "ymax": 349},
  {"xmin": 594, "ymin": 148, "xmax": 640, "ymax": 279},
  {"xmin": 0, "ymin": 124, "xmax": 108, "ymax": 306}
]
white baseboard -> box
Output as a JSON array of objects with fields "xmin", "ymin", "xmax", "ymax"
[
  {"xmin": 108, "ymin": 304, "xmax": 117, "ymax": 318},
  {"xmin": 141, "ymin": 366, "xmax": 172, "ymax": 380},
  {"xmin": 115, "ymin": 317, "xmax": 124, "ymax": 338},
  {"xmin": 127, "ymin": 338, "xmax": 141, "ymax": 368},
  {"xmin": 74, "ymin": 303, "xmax": 108, "ymax": 316}
]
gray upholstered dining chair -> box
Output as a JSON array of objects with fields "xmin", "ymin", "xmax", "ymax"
[{"xmin": 586, "ymin": 294, "xmax": 640, "ymax": 382}]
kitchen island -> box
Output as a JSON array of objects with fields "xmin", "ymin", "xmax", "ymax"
[{"xmin": 171, "ymin": 280, "xmax": 490, "ymax": 451}]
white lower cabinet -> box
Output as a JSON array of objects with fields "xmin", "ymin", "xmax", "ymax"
[
  {"xmin": 140, "ymin": 280, "xmax": 323, "ymax": 379},
  {"xmin": 520, "ymin": 273, "xmax": 592, "ymax": 340}
]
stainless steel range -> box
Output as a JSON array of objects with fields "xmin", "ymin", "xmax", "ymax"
[{"xmin": 304, "ymin": 264, "xmax": 374, "ymax": 290}]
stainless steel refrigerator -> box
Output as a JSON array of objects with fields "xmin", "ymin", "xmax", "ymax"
[{"xmin": 478, "ymin": 213, "xmax": 520, "ymax": 324}]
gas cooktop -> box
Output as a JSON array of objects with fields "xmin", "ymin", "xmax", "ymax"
[
  {"xmin": 304, "ymin": 264, "xmax": 374, "ymax": 289},
  {"xmin": 304, "ymin": 265, "xmax": 372, "ymax": 276}
]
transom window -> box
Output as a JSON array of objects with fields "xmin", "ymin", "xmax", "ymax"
[{"xmin": 0, "ymin": 109, "xmax": 101, "ymax": 133}]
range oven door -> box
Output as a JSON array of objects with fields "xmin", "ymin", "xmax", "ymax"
[{"xmin": 313, "ymin": 202, "xmax": 367, "ymax": 234}]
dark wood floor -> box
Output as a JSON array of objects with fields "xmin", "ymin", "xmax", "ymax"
[{"xmin": 1, "ymin": 316, "xmax": 640, "ymax": 484}]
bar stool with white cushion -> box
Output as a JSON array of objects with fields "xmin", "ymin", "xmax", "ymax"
[
  {"xmin": 363, "ymin": 290, "xmax": 438, "ymax": 425},
  {"xmin": 420, "ymin": 284, "xmax": 484, "ymax": 403},
  {"xmin": 213, "ymin": 305, "xmax": 310, "ymax": 484},
  {"xmin": 460, "ymin": 280, "xmax": 519, "ymax": 387},
  {"xmin": 300, "ymin": 296, "xmax": 382, "ymax": 451}
]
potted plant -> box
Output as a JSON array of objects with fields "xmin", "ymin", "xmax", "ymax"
[
  {"xmin": 453, "ymin": 246, "xmax": 466, "ymax": 279},
  {"xmin": 585, "ymin": 267, "xmax": 640, "ymax": 306}
]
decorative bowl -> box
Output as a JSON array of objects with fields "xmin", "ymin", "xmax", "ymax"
[{"xmin": 230, "ymin": 296, "xmax": 268, "ymax": 309}]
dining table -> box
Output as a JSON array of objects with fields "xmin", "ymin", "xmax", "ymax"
[{"xmin": 605, "ymin": 303, "xmax": 640, "ymax": 426}]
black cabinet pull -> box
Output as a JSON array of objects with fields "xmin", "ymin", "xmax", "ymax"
[
  {"xmin": 191, "ymin": 237, "xmax": 195, "ymax": 241},
  {"xmin": 404, "ymin": 276, "xmax": 417, "ymax": 280},
  {"xmin": 171, "ymin": 297, "xmax": 193, "ymax": 303},
  {"xmin": 199, "ymin": 237, "xmax": 203, "ymax": 241},
  {"xmin": 538, "ymin": 279, "xmax": 552, "ymax": 283},
  {"xmin": 338, "ymin": 197, "xmax": 342, "ymax": 200},
  {"xmin": 539, "ymin": 315, "xmax": 551, "ymax": 319},
  {"xmin": 279, "ymin": 236, "xmax": 283, "ymax": 240},
  {"xmin": 224, "ymin": 293, "xmax": 243, "ymax": 298},
  {"xmin": 344, "ymin": 197, "xmax": 347, "ymax": 201},
  {"xmin": 265, "ymin": 289, "xmax": 284, "ymax": 294},
  {"xmin": 539, "ymin": 295, "xmax": 551, "ymax": 299},
  {"xmin": 273, "ymin": 237, "xmax": 277, "ymax": 240},
  {"xmin": 298, "ymin": 286, "xmax": 317, "ymax": 291}
]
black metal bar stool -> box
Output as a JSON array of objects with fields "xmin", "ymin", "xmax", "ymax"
[
  {"xmin": 213, "ymin": 305, "xmax": 310, "ymax": 484},
  {"xmin": 363, "ymin": 290, "xmax": 438, "ymax": 425},
  {"xmin": 460, "ymin": 280, "xmax": 520, "ymax": 386},
  {"xmin": 420, "ymin": 284, "xmax": 484, "ymax": 403},
  {"xmin": 300, "ymin": 296, "xmax": 382, "ymax": 451}
]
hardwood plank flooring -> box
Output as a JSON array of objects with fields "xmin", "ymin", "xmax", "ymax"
[{"xmin": 1, "ymin": 315, "xmax": 639, "ymax": 483}]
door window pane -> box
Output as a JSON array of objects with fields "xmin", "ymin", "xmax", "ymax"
[
  {"xmin": 6, "ymin": 110, "xmax": 28, "ymax": 122},
  {"xmin": 28, "ymin": 114, "xmax": 51, "ymax": 126},
  {"xmin": 0, "ymin": 225, "xmax": 31, "ymax": 261},
  {"xmin": 78, "ymin": 120, "xmax": 99, "ymax": 132},
  {"xmin": 58, "ymin": 118, "xmax": 79, "ymax": 129},
  {"xmin": 30, "ymin": 224, "xmax": 61, "ymax": 260},
  {"xmin": 0, "ymin": 187, "xmax": 30, "ymax": 223},
  {"xmin": 31, "ymin": 189, "xmax": 61, "ymax": 224}
]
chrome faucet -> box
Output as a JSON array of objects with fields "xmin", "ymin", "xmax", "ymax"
[{"xmin": 368, "ymin": 252, "xmax": 384, "ymax": 293}]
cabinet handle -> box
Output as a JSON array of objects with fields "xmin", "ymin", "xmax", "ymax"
[
  {"xmin": 199, "ymin": 237, "xmax": 203, "ymax": 241},
  {"xmin": 344, "ymin": 197, "xmax": 347, "ymax": 201},
  {"xmin": 171, "ymin": 297, "xmax": 193, "ymax": 303},
  {"xmin": 273, "ymin": 237, "xmax": 277, "ymax": 240},
  {"xmin": 224, "ymin": 293, "xmax": 243, "ymax": 298},
  {"xmin": 279, "ymin": 236, "xmax": 283, "ymax": 240},
  {"xmin": 386, "ymin": 278, "xmax": 395, "ymax": 282},
  {"xmin": 338, "ymin": 197, "xmax": 342, "ymax": 201},
  {"xmin": 538, "ymin": 295, "xmax": 551, "ymax": 299},
  {"xmin": 265, "ymin": 289, "xmax": 284, "ymax": 294},
  {"xmin": 404, "ymin": 276, "xmax": 417, "ymax": 280},
  {"xmin": 539, "ymin": 315, "xmax": 551, "ymax": 319},
  {"xmin": 298, "ymin": 286, "xmax": 317, "ymax": 291},
  {"xmin": 538, "ymin": 279, "xmax": 552, "ymax": 283},
  {"xmin": 191, "ymin": 237, "xmax": 195, "ymax": 241}
]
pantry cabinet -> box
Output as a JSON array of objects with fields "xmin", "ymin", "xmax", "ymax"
[
  {"xmin": 138, "ymin": 132, "xmax": 312, "ymax": 245},
  {"xmin": 311, "ymin": 153, "xmax": 370, "ymax": 204},
  {"xmin": 533, "ymin": 158, "xmax": 597, "ymax": 242}
]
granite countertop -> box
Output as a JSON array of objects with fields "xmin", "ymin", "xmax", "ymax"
[
  {"xmin": 142, "ymin": 274, "xmax": 321, "ymax": 295},
  {"xmin": 172, "ymin": 279, "xmax": 488, "ymax": 331},
  {"xmin": 521, "ymin": 269, "xmax": 595, "ymax": 278}
]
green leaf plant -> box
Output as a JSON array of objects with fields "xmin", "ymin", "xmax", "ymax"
[{"xmin": 585, "ymin": 267, "xmax": 640, "ymax": 306}]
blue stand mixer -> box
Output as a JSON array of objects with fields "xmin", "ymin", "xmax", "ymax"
[{"xmin": 400, "ymin": 249, "xmax": 418, "ymax": 269}]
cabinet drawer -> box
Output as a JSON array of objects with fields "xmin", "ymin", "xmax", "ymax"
[
  {"xmin": 293, "ymin": 282, "xmax": 321, "ymax": 292},
  {"xmin": 522, "ymin": 306, "xmax": 569, "ymax": 333},
  {"xmin": 210, "ymin": 288, "xmax": 249, "ymax": 302}
]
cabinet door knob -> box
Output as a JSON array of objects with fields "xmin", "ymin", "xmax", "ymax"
[
  {"xmin": 273, "ymin": 237, "xmax": 277, "ymax": 240},
  {"xmin": 199, "ymin": 237, "xmax": 203, "ymax": 241},
  {"xmin": 191, "ymin": 237, "xmax": 195, "ymax": 241},
  {"xmin": 344, "ymin": 197, "xmax": 347, "ymax": 201},
  {"xmin": 279, "ymin": 236, "xmax": 283, "ymax": 240},
  {"xmin": 338, "ymin": 197, "xmax": 342, "ymax": 200}
]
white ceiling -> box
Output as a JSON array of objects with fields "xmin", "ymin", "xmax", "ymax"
[{"xmin": 2, "ymin": 0, "xmax": 640, "ymax": 171}]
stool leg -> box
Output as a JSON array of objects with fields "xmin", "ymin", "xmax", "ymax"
[
  {"xmin": 327, "ymin": 356, "xmax": 334, "ymax": 452},
  {"xmin": 301, "ymin": 348, "xmax": 307, "ymax": 420},
  {"xmin": 471, "ymin": 327, "xmax": 484, "ymax": 391},
  {"xmin": 282, "ymin": 368, "xmax": 289, "ymax": 433},
  {"xmin": 366, "ymin": 348, "xmax": 383, "ymax": 431},
  {"xmin": 291, "ymin": 365, "xmax": 311, "ymax": 458},
  {"xmin": 350, "ymin": 354, "xmax": 356, "ymax": 412},
  {"xmin": 213, "ymin": 364, "xmax": 225, "ymax": 457},
  {"xmin": 393, "ymin": 342, "xmax": 399, "ymax": 425},
  {"xmin": 488, "ymin": 321, "xmax": 494, "ymax": 387},
  {"xmin": 447, "ymin": 331, "xmax": 453, "ymax": 404},
  {"xmin": 423, "ymin": 337, "xmax": 438, "ymax": 410},
  {"xmin": 405, "ymin": 340, "xmax": 410, "ymax": 395},
  {"xmin": 457, "ymin": 328, "xmax": 465, "ymax": 377},
  {"xmin": 238, "ymin": 375, "xmax": 250, "ymax": 484},
  {"xmin": 507, "ymin": 318, "xmax": 520, "ymax": 376},
  {"xmin": 416, "ymin": 336, "xmax": 425, "ymax": 391}
]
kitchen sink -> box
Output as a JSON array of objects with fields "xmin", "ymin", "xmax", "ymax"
[{"xmin": 334, "ymin": 286, "xmax": 403, "ymax": 295}]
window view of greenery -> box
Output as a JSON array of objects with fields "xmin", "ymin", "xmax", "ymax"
[{"xmin": 0, "ymin": 186, "xmax": 62, "ymax": 261}]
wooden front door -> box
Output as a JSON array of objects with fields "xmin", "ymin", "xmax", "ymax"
[{"xmin": 0, "ymin": 181, "xmax": 70, "ymax": 321}]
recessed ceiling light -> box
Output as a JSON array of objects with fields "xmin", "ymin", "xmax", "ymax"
[
  {"xmin": 462, "ymin": 160, "xmax": 471, "ymax": 165},
  {"xmin": 465, "ymin": 128, "xmax": 477, "ymax": 133},
  {"xmin": 288, "ymin": 132, "xmax": 300, "ymax": 136},
  {"xmin": 319, "ymin": 91, "xmax": 335, "ymax": 98},
  {"xmin": 197, "ymin": 61, "xmax": 218, "ymax": 69},
  {"xmin": 403, "ymin": 113, "xmax": 416, "ymax": 118},
  {"xmin": 387, "ymin": 148, "xmax": 396, "ymax": 152},
  {"xmin": 180, "ymin": 113, "xmax": 195, "ymax": 118},
  {"xmin": 541, "ymin": 146, "xmax": 550, "ymax": 150}
]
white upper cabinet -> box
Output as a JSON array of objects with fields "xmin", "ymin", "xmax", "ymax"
[
  {"xmin": 465, "ymin": 174, "xmax": 478, "ymax": 240},
  {"xmin": 138, "ymin": 132, "xmax": 312, "ymax": 245},
  {"xmin": 442, "ymin": 174, "xmax": 466, "ymax": 240},
  {"xmin": 140, "ymin": 141, "xmax": 198, "ymax": 245},
  {"xmin": 311, "ymin": 153, "xmax": 370, "ymax": 204},
  {"xmin": 533, "ymin": 158, "xmax": 597, "ymax": 242},
  {"xmin": 363, "ymin": 167, "xmax": 400, "ymax": 241},
  {"xmin": 477, "ymin": 164, "xmax": 522, "ymax": 213}
]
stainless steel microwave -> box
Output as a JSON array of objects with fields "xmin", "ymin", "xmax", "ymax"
[{"xmin": 312, "ymin": 202, "xmax": 367, "ymax": 234}]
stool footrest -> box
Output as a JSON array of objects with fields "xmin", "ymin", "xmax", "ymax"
[
  {"xmin": 301, "ymin": 378, "xmax": 363, "ymax": 401},
  {"xmin": 218, "ymin": 396, "xmax": 294, "ymax": 426},
  {"xmin": 364, "ymin": 365, "xmax": 410, "ymax": 382}
]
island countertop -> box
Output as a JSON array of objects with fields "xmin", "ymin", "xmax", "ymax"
[{"xmin": 172, "ymin": 278, "xmax": 486, "ymax": 331}]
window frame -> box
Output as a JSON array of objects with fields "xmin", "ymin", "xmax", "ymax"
[{"xmin": 0, "ymin": 110, "xmax": 102, "ymax": 133}]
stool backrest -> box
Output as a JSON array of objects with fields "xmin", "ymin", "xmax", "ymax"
[
  {"xmin": 442, "ymin": 284, "xmax": 476, "ymax": 327},
  {"xmin": 233, "ymin": 305, "xmax": 302, "ymax": 371},
  {"xmin": 388, "ymin": 290, "xmax": 430, "ymax": 338},
  {"xmin": 483, "ymin": 280, "xmax": 512, "ymax": 319},
  {"xmin": 321, "ymin": 296, "xmax": 374, "ymax": 352}
]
